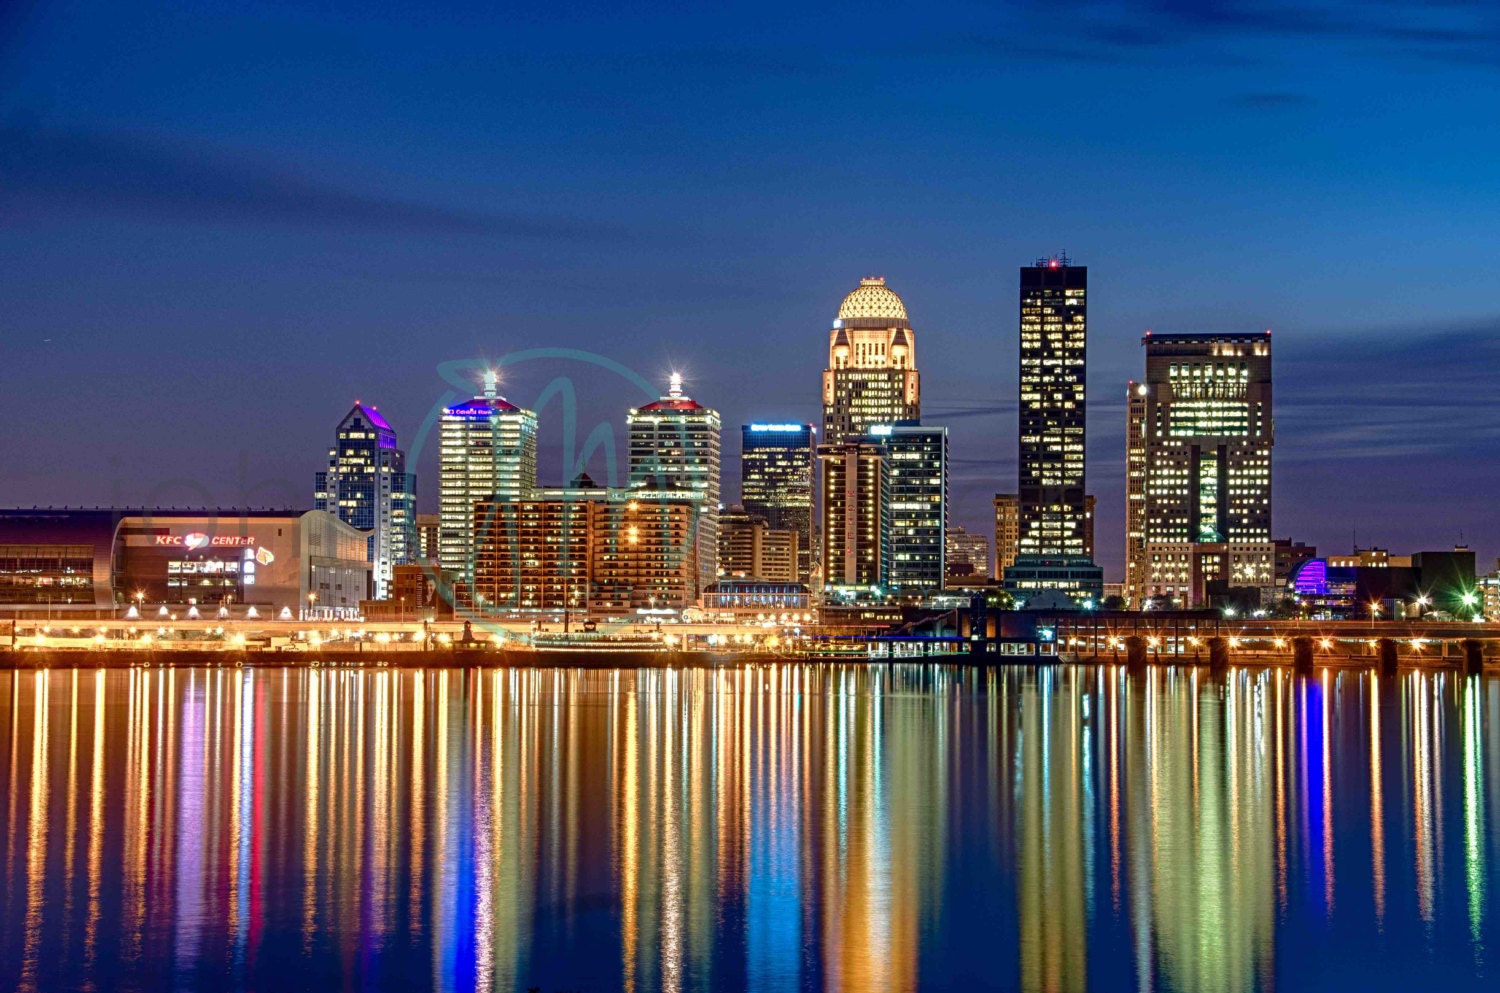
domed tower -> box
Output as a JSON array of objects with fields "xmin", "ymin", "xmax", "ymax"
[{"xmin": 822, "ymin": 277, "xmax": 920, "ymax": 443}]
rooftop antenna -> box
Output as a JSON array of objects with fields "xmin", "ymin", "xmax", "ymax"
[
  {"xmin": 482, "ymin": 369, "xmax": 499, "ymax": 400},
  {"xmin": 668, "ymin": 372, "xmax": 684, "ymax": 399}
]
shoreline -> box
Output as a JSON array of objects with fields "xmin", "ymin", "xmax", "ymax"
[{"xmin": 2, "ymin": 647, "xmax": 1488, "ymax": 671}]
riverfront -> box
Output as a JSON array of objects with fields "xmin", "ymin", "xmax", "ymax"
[{"xmin": 4, "ymin": 663, "xmax": 1497, "ymax": 992}]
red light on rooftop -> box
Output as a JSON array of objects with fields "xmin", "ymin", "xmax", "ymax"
[{"xmin": 1049, "ymin": 259, "xmax": 1059, "ymax": 268}]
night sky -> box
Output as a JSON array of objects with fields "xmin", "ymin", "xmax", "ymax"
[{"xmin": 4, "ymin": 0, "xmax": 1500, "ymax": 580}]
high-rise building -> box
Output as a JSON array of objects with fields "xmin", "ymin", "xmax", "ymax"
[
  {"xmin": 1083, "ymin": 494, "xmax": 1096, "ymax": 560},
  {"xmin": 415, "ymin": 513, "xmax": 440, "ymax": 565},
  {"xmin": 993, "ymin": 494, "xmax": 1019, "ymax": 580},
  {"xmin": 874, "ymin": 422, "xmax": 947, "ymax": 595},
  {"xmin": 1124, "ymin": 381, "xmax": 1148, "ymax": 605},
  {"xmin": 472, "ymin": 475, "xmax": 602, "ymax": 617},
  {"xmin": 1127, "ymin": 331, "xmax": 1275, "ymax": 607},
  {"xmin": 818, "ymin": 441, "xmax": 889, "ymax": 593},
  {"xmin": 438, "ymin": 371, "xmax": 538, "ymax": 581},
  {"xmin": 945, "ymin": 525, "xmax": 990, "ymax": 580},
  {"xmin": 718, "ymin": 507, "xmax": 799, "ymax": 583},
  {"xmin": 822, "ymin": 278, "xmax": 920, "ymax": 444},
  {"xmin": 1018, "ymin": 255, "xmax": 1088, "ymax": 558},
  {"xmin": 590, "ymin": 493, "xmax": 701, "ymax": 615},
  {"xmin": 627, "ymin": 373, "xmax": 721, "ymax": 600},
  {"xmin": 313, "ymin": 402, "xmax": 415, "ymax": 599},
  {"xmin": 740, "ymin": 423, "xmax": 816, "ymax": 584},
  {"xmin": 470, "ymin": 474, "xmax": 703, "ymax": 618}
]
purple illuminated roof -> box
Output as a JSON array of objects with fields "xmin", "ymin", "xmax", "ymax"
[{"xmin": 341, "ymin": 402, "xmax": 394, "ymax": 432}]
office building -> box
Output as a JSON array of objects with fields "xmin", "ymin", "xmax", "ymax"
[
  {"xmin": 1128, "ymin": 331, "xmax": 1275, "ymax": 607},
  {"xmin": 718, "ymin": 507, "xmax": 799, "ymax": 583},
  {"xmin": 438, "ymin": 371, "xmax": 538, "ymax": 581},
  {"xmin": 1018, "ymin": 255, "xmax": 1088, "ymax": 558},
  {"xmin": 415, "ymin": 513, "xmax": 440, "ymax": 564},
  {"xmin": 818, "ymin": 441, "xmax": 889, "ymax": 594},
  {"xmin": 313, "ymin": 402, "xmax": 415, "ymax": 599},
  {"xmin": 946, "ymin": 526, "xmax": 990, "ymax": 580},
  {"xmin": 740, "ymin": 423, "xmax": 816, "ymax": 583},
  {"xmin": 1124, "ymin": 381, "xmax": 1148, "ymax": 605},
  {"xmin": 822, "ymin": 277, "xmax": 920, "ymax": 444},
  {"xmin": 874, "ymin": 422, "xmax": 947, "ymax": 595},
  {"xmin": 993, "ymin": 494, "xmax": 1019, "ymax": 580},
  {"xmin": 628, "ymin": 373, "xmax": 721, "ymax": 599}
]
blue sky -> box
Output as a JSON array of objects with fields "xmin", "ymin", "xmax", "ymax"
[{"xmin": 4, "ymin": 0, "xmax": 1499, "ymax": 577}]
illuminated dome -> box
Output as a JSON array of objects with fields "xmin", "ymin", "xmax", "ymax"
[{"xmin": 837, "ymin": 277, "xmax": 907, "ymax": 323}]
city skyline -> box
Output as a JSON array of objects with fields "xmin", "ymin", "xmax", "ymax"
[
  {"xmin": 6, "ymin": 3, "xmax": 1500, "ymax": 580},
  {"xmin": 2, "ymin": 284, "xmax": 1493, "ymax": 584}
]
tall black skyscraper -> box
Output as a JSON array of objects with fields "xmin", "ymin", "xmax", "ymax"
[
  {"xmin": 1005, "ymin": 254, "xmax": 1101, "ymax": 604},
  {"xmin": 1018, "ymin": 255, "xmax": 1088, "ymax": 558}
]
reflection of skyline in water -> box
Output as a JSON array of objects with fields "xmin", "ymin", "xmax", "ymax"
[{"xmin": 0, "ymin": 666, "xmax": 1495, "ymax": 992}]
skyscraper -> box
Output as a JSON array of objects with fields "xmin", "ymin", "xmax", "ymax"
[
  {"xmin": 1018, "ymin": 255, "xmax": 1088, "ymax": 558},
  {"xmin": 874, "ymin": 422, "xmax": 947, "ymax": 595},
  {"xmin": 1127, "ymin": 331, "xmax": 1275, "ymax": 607},
  {"xmin": 818, "ymin": 441, "xmax": 888, "ymax": 593},
  {"xmin": 993, "ymin": 493, "xmax": 1019, "ymax": 580},
  {"xmin": 439, "ymin": 371, "xmax": 538, "ymax": 581},
  {"xmin": 740, "ymin": 423, "xmax": 816, "ymax": 584},
  {"xmin": 313, "ymin": 402, "xmax": 415, "ymax": 599},
  {"xmin": 1006, "ymin": 255, "xmax": 1102, "ymax": 604},
  {"xmin": 1124, "ymin": 382, "xmax": 1148, "ymax": 604},
  {"xmin": 627, "ymin": 373, "xmax": 722, "ymax": 599},
  {"xmin": 822, "ymin": 277, "xmax": 920, "ymax": 444}
]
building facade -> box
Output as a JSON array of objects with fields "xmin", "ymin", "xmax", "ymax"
[
  {"xmin": 945, "ymin": 525, "xmax": 990, "ymax": 580},
  {"xmin": 1124, "ymin": 382, "xmax": 1148, "ymax": 604},
  {"xmin": 415, "ymin": 513, "xmax": 440, "ymax": 564},
  {"xmin": 822, "ymin": 278, "xmax": 920, "ymax": 444},
  {"xmin": 438, "ymin": 371, "xmax": 538, "ymax": 581},
  {"xmin": 740, "ymin": 422, "xmax": 815, "ymax": 584},
  {"xmin": 469, "ymin": 477, "xmax": 703, "ymax": 619},
  {"xmin": 1018, "ymin": 256, "xmax": 1088, "ymax": 559},
  {"xmin": 874, "ymin": 423, "xmax": 947, "ymax": 595},
  {"xmin": 718, "ymin": 507, "xmax": 799, "ymax": 583},
  {"xmin": 818, "ymin": 441, "xmax": 889, "ymax": 594},
  {"xmin": 313, "ymin": 402, "xmax": 415, "ymax": 599},
  {"xmin": 1127, "ymin": 332, "xmax": 1275, "ymax": 607},
  {"xmin": 0, "ymin": 508, "xmax": 369, "ymax": 618},
  {"xmin": 993, "ymin": 494, "xmax": 1019, "ymax": 581},
  {"xmin": 628, "ymin": 374, "xmax": 721, "ymax": 600}
]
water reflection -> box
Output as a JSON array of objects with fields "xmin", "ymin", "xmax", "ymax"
[{"xmin": 0, "ymin": 665, "xmax": 1495, "ymax": 992}]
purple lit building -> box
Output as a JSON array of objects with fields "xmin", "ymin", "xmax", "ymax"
[{"xmin": 314, "ymin": 402, "xmax": 415, "ymax": 599}]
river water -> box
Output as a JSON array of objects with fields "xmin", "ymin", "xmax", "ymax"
[{"xmin": 1, "ymin": 665, "xmax": 1496, "ymax": 992}]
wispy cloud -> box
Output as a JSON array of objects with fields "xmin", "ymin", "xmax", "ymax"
[
  {"xmin": 1276, "ymin": 319, "xmax": 1500, "ymax": 461},
  {"xmin": 1003, "ymin": 0, "xmax": 1500, "ymax": 67},
  {"xmin": 0, "ymin": 123, "xmax": 613, "ymax": 239},
  {"xmin": 1230, "ymin": 91, "xmax": 1316, "ymax": 108}
]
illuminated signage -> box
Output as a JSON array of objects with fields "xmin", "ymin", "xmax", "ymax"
[
  {"xmin": 445, "ymin": 405, "xmax": 496, "ymax": 420},
  {"xmin": 749, "ymin": 424, "xmax": 806, "ymax": 432},
  {"xmin": 153, "ymin": 533, "xmax": 256, "ymax": 548},
  {"xmin": 869, "ymin": 425, "xmax": 894, "ymax": 436}
]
